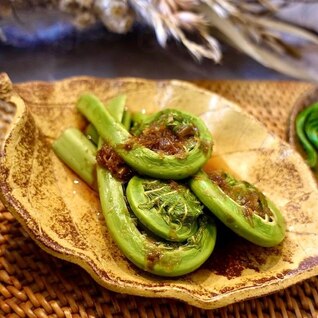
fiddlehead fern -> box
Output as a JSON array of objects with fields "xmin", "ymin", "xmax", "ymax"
[
  {"xmin": 295, "ymin": 102, "xmax": 318, "ymax": 168},
  {"xmin": 52, "ymin": 128, "xmax": 97, "ymax": 189},
  {"xmin": 126, "ymin": 176, "xmax": 203, "ymax": 242},
  {"xmin": 190, "ymin": 170, "xmax": 285, "ymax": 247},
  {"xmin": 304, "ymin": 108, "xmax": 318, "ymax": 151},
  {"xmin": 76, "ymin": 94, "xmax": 213, "ymax": 179},
  {"xmin": 98, "ymin": 164, "xmax": 217, "ymax": 276},
  {"xmin": 53, "ymin": 92, "xmax": 285, "ymax": 278},
  {"xmin": 54, "ymin": 94, "xmax": 217, "ymax": 276}
]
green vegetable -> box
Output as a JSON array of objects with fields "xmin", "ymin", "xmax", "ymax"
[
  {"xmin": 304, "ymin": 108, "xmax": 318, "ymax": 150},
  {"xmin": 97, "ymin": 163, "xmax": 217, "ymax": 276},
  {"xmin": 85, "ymin": 95, "xmax": 127, "ymax": 145},
  {"xmin": 53, "ymin": 94, "xmax": 127, "ymax": 186},
  {"xmin": 131, "ymin": 111, "xmax": 151, "ymax": 126},
  {"xmin": 53, "ymin": 92, "xmax": 285, "ymax": 277},
  {"xmin": 52, "ymin": 128, "xmax": 97, "ymax": 188},
  {"xmin": 76, "ymin": 94, "xmax": 213, "ymax": 179},
  {"xmin": 54, "ymin": 94, "xmax": 217, "ymax": 276},
  {"xmin": 85, "ymin": 124, "xmax": 99, "ymax": 145},
  {"xmin": 189, "ymin": 170, "xmax": 286, "ymax": 247},
  {"xmin": 295, "ymin": 102, "xmax": 318, "ymax": 168},
  {"xmin": 122, "ymin": 110, "xmax": 132, "ymax": 131},
  {"xmin": 126, "ymin": 176, "xmax": 202, "ymax": 242},
  {"xmin": 103, "ymin": 94, "xmax": 126, "ymax": 122}
]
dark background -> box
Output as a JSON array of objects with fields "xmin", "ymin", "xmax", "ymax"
[
  {"xmin": 1, "ymin": 37, "xmax": 291, "ymax": 83},
  {"xmin": 1, "ymin": 6, "xmax": 317, "ymax": 83}
]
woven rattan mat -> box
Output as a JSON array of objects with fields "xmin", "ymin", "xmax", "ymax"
[{"xmin": 1, "ymin": 80, "xmax": 318, "ymax": 318}]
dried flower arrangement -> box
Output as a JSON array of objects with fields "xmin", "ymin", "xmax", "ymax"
[{"xmin": 1, "ymin": 0, "xmax": 318, "ymax": 80}]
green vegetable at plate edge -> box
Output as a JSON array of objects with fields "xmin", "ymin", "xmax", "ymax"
[{"xmin": 189, "ymin": 170, "xmax": 286, "ymax": 247}]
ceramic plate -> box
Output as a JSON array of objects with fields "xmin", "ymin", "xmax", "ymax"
[{"xmin": 0, "ymin": 73, "xmax": 318, "ymax": 309}]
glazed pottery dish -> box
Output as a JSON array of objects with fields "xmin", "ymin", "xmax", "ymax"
[{"xmin": 0, "ymin": 73, "xmax": 318, "ymax": 309}]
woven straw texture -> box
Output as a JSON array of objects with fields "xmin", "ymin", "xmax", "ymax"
[{"xmin": 1, "ymin": 80, "xmax": 318, "ymax": 318}]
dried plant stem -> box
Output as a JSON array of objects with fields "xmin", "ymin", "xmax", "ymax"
[{"xmin": 1, "ymin": 0, "xmax": 318, "ymax": 80}]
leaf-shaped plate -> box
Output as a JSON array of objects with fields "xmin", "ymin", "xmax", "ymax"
[{"xmin": 0, "ymin": 74, "xmax": 318, "ymax": 310}]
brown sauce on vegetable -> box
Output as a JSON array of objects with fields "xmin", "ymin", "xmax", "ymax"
[
  {"xmin": 97, "ymin": 143, "xmax": 134, "ymax": 182},
  {"xmin": 126, "ymin": 122, "xmax": 196, "ymax": 157},
  {"xmin": 146, "ymin": 249, "xmax": 162, "ymax": 270},
  {"xmin": 204, "ymin": 156, "xmax": 239, "ymax": 179},
  {"xmin": 207, "ymin": 171, "xmax": 273, "ymax": 221}
]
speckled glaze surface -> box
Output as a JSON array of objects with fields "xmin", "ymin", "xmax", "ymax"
[{"xmin": 0, "ymin": 73, "xmax": 318, "ymax": 310}]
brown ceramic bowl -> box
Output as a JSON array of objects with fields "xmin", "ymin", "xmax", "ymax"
[{"xmin": 1, "ymin": 73, "xmax": 318, "ymax": 309}]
